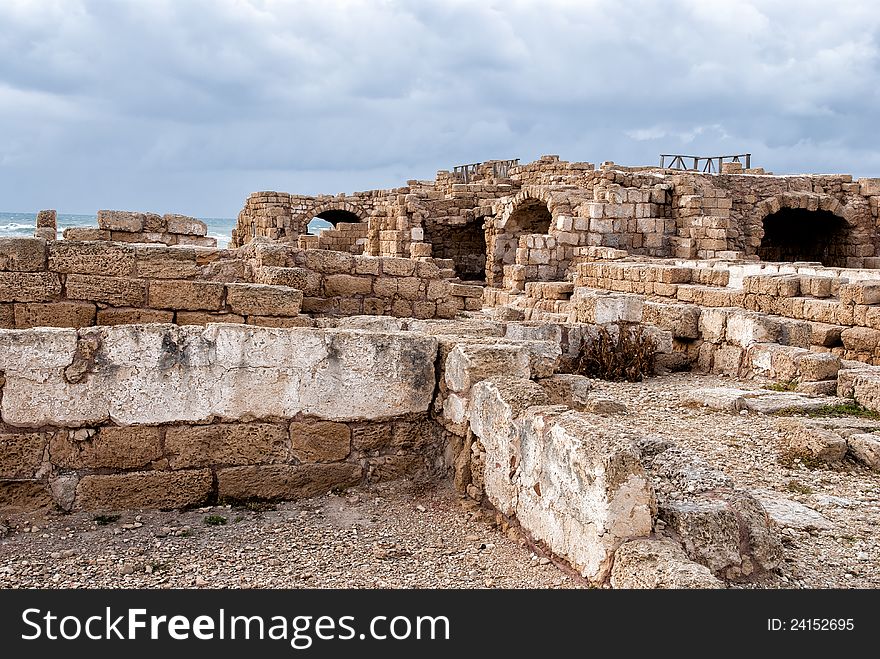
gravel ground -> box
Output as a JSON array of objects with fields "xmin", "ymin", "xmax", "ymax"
[
  {"xmin": 1, "ymin": 372, "xmax": 877, "ymax": 589},
  {"xmin": 0, "ymin": 481, "xmax": 574, "ymax": 589}
]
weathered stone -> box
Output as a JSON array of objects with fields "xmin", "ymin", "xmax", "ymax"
[
  {"xmin": 0, "ymin": 480, "xmax": 53, "ymax": 511},
  {"xmin": 135, "ymin": 245, "xmax": 200, "ymax": 279},
  {"xmin": 148, "ymin": 280, "xmax": 225, "ymax": 310},
  {"xmin": 584, "ymin": 397, "xmax": 628, "ymax": 415},
  {"xmin": 610, "ymin": 539, "xmax": 725, "ymax": 589},
  {"xmin": 847, "ymin": 433, "xmax": 880, "ymax": 470},
  {"xmin": 751, "ymin": 489, "xmax": 834, "ymax": 530},
  {"xmin": 96, "ymin": 307, "xmax": 174, "ymax": 325},
  {"xmin": 76, "ymin": 469, "xmax": 213, "ymax": 510},
  {"xmin": 256, "ymin": 266, "xmax": 321, "ymax": 295},
  {"xmin": 290, "ymin": 421, "xmax": 351, "ymax": 462},
  {"xmin": 537, "ymin": 374, "xmax": 593, "ymax": 410},
  {"xmin": 777, "ymin": 418, "xmax": 848, "ymax": 463},
  {"xmin": 166, "ymin": 422, "xmax": 289, "ymax": 468},
  {"xmin": 0, "ymin": 432, "xmax": 46, "ymax": 479},
  {"xmin": 469, "ymin": 379, "xmax": 654, "ymax": 583},
  {"xmin": 176, "ymin": 311, "xmax": 245, "ymax": 325},
  {"xmin": 795, "ymin": 352, "xmax": 840, "ymax": 382},
  {"xmin": 49, "ymin": 426, "xmax": 163, "ymax": 470},
  {"xmin": 62, "ymin": 227, "xmax": 111, "ymax": 241},
  {"xmin": 49, "ymin": 241, "xmax": 136, "ymax": 276},
  {"xmin": 97, "ymin": 210, "xmax": 144, "ymax": 232},
  {"xmin": 0, "ymin": 272, "xmax": 62, "ymax": 302},
  {"xmin": 226, "ymin": 283, "xmax": 302, "ymax": 316},
  {"xmin": 13, "ymin": 301, "xmax": 96, "ymax": 328},
  {"xmin": 349, "ymin": 422, "xmax": 393, "ymax": 452},
  {"xmin": 444, "ymin": 343, "xmax": 530, "ymax": 393},
  {"xmin": 164, "ymin": 214, "xmax": 207, "ymax": 236},
  {"xmin": 65, "ymin": 274, "xmax": 147, "ymax": 307},
  {"xmin": 324, "ymin": 274, "xmax": 373, "ymax": 297},
  {"xmin": 0, "ymin": 237, "xmax": 46, "ymax": 272},
  {"xmin": 49, "ymin": 474, "xmax": 79, "ymax": 512},
  {"xmin": 217, "ymin": 463, "xmax": 362, "ymax": 501}
]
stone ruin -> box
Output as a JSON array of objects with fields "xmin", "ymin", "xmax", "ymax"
[{"xmin": 3, "ymin": 154, "xmax": 880, "ymax": 588}]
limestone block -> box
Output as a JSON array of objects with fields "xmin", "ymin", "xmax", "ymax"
[
  {"xmin": 698, "ymin": 307, "xmax": 731, "ymax": 342},
  {"xmin": 75, "ymin": 469, "xmax": 213, "ymax": 510},
  {"xmin": 62, "ymin": 228, "xmax": 111, "ymax": 241},
  {"xmin": 257, "ymin": 266, "xmax": 321, "ymax": 295},
  {"xmin": 49, "ymin": 241, "xmax": 136, "ymax": 276},
  {"xmin": 610, "ymin": 539, "xmax": 724, "ymax": 589},
  {"xmin": 0, "ymin": 272, "xmax": 62, "ymax": 302},
  {"xmin": 290, "ymin": 421, "xmax": 351, "ymax": 462},
  {"xmin": 642, "ymin": 302, "xmax": 700, "ymax": 339},
  {"xmin": 0, "ymin": 237, "xmax": 46, "ymax": 272},
  {"xmin": 166, "ymin": 422, "xmax": 289, "ymax": 468},
  {"xmin": 795, "ymin": 352, "xmax": 841, "ymax": 382},
  {"xmin": 65, "ymin": 274, "xmax": 147, "ymax": 307},
  {"xmin": 725, "ymin": 312, "xmax": 780, "ymax": 347},
  {"xmin": 13, "ymin": 301, "xmax": 96, "ymax": 328},
  {"xmin": 777, "ymin": 419, "xmax": 847, "ymax": 463},
  {"xmin": 752, "ymin": 489, "xmax": 834, "ymax": 530},
  {"xmin": 0, "ymin": 481, "xmax": 53, "ymax": 511},
  {"xmin": 470, "ymin": 386, "xmax": 655, "ymax": 583},
  {"xmin": 164, "ymin": 214, "xmax": 207, "ymax": 236},
  {"xmin": 381, "ymin": 257, "xmax": 415, "ymax": 277},
  {"xmin": 148, "ymin": 280, "xmax": 225, "ymax": 310},
  {"xmin": 97, "ymin": 210, "xmax": 144, "ymax": 233},
  {"xmin": 176, "ymin": 311, "xmax": 245, "ymax": 325},
  {"xmin": 303, "ymin": 250, "xmax": 354, "ymax": 274},
  {"xmin": 36, "ymin": 209, "xmax": 57, "ymax": 229},
  {"xmin": 135, "ymin": 245, "xmax": 200, "ymax": 279},
  {"xmin": 349, "ymin": 422, "xmax": 393, "ymax": 451},
  {"xmin": 847, "ymin": 433, "xmax": 880, "ymax": 470},
  {"xmin": 49, "ymin": 426, "xmax": 163, "ymax": 470},
  {"xmin": 573, "ymin": 289, "xmax": 643, "ymax": 324},
  {"xmin": 841, "ymin": 326, "xmax": 880, "ymax": 353},
  {"xmin": 216, "ymin": 463, "xmax": 362, "ymax": 501},
  {"xmin": 97, "ymin": 307, "xmax": 174, "ymax": 325},
  {"xmin": 0, "ymin": 432, "xmax": 47, "ymax": 478},
  {"xmin": 537, "ymin": 374, "xmax": 593, "ymax": 410},
  {"xmin": 226, "ymin": 283, "xmax": 303, "ymax": 316},
  {"xmin": 444, "ymin": 343, "xmax": 531, "ymax": 393}
]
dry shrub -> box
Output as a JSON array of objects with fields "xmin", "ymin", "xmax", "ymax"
[{"xmin": 575, "ymin": 324, "xmax": 657, "ymax": 382}]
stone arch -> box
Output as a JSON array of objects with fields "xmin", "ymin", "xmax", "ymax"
[
  {"xmin": 294, "ymin": 201, "xmax": 370, "ymax": 234},
  {"xmin": 751, "ymin": 193, "xmax": 853, "ymax": 266}
]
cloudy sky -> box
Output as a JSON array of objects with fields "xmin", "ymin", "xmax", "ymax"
[{"xmin": 1, "ymin": 0, "xmax": 878, "ymax": 217}]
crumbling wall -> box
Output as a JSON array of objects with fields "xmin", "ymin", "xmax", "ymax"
[
  {"xmin": 64, "ymin": 210, "xmax": 216, "ymax": 248},
  {"xmin": 0, "ymin": 324, "xmax": 444, "ymax": 511}
]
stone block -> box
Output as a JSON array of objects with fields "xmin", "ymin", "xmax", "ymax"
[
  {"xmin": 50, "ymin": 426, "xmax": 163, "ymax": 470},
  {"xmin": 381, "ymin": 257, "xmax": 415, "ymax": 277},
  {"xmin": 96, "ymin": 307, "xmax": 174, "ymax": 325},
  {"xmin": 0, "ymin": 237, "xmax": 46, "ymax": 272},
  {"xmin": 610, "ymin": 539, "xmax": 724, "ymax": 589},
  {"xmin": 134, "ymin": 245, "xmax": 200, "ymax": 279},
  {"xmin": 0, "ymin": 432, "xmax": 47, "ymax": 479},
  {"xmin": 65, "ymin": 274, "xmax": 147, "ymax": 307},
  {"xmin": 75, "ymin": 469, "xmax": 213, "ymax": 510},
  {"xmin": 324, "ymin": 274, "xmax": 372, "ymax": 297},
  {"xmin": 148, "ymin": 280, "xmax": 225, "ymax": 310},
  {"xmin": 444, "ymin": 343, "xmax": 531, "ymax": 393},
  {"xmin": 256, "ymin": 266, "xmax": 321, "ymax": 295},
  {"xmin": 290, "ymin": 421, "xmax": 351, "ymax": 462},
  {"xmin": 778, "ymin": 419, "xmax": 847, "ymax": 463},
  {"xmin": 303, "ymin": 250, "xmax": 354, "ymax": 274},
  {"xmin": 48, "ymin": 241, "xmax": 135, "ymax": 276},
  {"xmin": 0, "ymin": 271, "xmax": 62, "ymax": 302},
  {"xmin": 164, "ymin": 214, "xmax": 207, "ymax": 236},
  {"xmin": 14, "ymin": 301, "xmax": 96, "ymax": 328},
  {"xmin": 176, "ymin": 311, "xmax": 245, "ymax": 325},
  {"xmin": 62, "ymin": 227, "xmax": 111, "ymax": 241},
  {"xmin": 226, "ymin": 283, "xmax": 303, "ymax": 316},
  {"xmin": 216, "ymin": 463, "xmax": 362, "ymax": 501},
  {"xmin": 847, "ymin": 433, "xmax": 880, "ymax": 470},
  {"xmin": 166, "ymin": 422, "xmax": 289, "ymax": 468},
  {"xmin": 795, "ymin": 352, "xmax": 841, "ymax": 382},
  {"xmin": 97, "ymin": 210, "xmax": 144, "ymax": 232}
]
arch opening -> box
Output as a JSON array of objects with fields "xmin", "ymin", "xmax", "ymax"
[
  {"xmin": 757, "ymin": 208, "xmax": 849, "ymax": 267},
  {"xmin": 426, "ymin": 218, "xmax": 487, "ymax": 282},
  {"xmin": 507, "ymin": 198, "xmax": 552, "ymax": 235},
  {"xmin": 307, "ymin": 209, "xmax": 362, "ymax": 235}
]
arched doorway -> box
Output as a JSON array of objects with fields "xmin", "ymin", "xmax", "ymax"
[
  {"xmin": 506, "ymin": 198, "xmax": 552, "ymax": 235},
  {"xmin": 757, "ymin": 208, "xmax": 849, "ymax": 266},
  {"xmin": 307, "ymin": 209, "xmax": 362, "ymax": 235}
]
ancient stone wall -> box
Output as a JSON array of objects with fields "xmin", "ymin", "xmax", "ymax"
[
  {"xmin": 0, "ymin": 324, "xmax": 444, "ymax": 512},
  {"xmin": 64, "ymin": 211, "xmax": 216, "ymax": 248}
]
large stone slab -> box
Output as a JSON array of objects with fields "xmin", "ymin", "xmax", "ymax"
[
  {"xmin": 0, "ymin": 324, "xmax": 439, "ymax": 426},
  {"xmin": 610, "ymin": 539, "xmax": 724, "ymax": 589}
]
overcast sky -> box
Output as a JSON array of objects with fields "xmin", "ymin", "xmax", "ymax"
[{"xmin": 1, "ymin": 0, "xmax": 878, "ymax": 217}]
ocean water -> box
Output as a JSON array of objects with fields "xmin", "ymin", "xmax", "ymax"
[{"xmin": 0, "ymin": 212, "xmax": 237, "ymax": 248}]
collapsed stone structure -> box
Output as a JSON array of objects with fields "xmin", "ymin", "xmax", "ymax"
[{"xmin": 2, "ymin": 155, "xmax": 880, "ymax": 588}]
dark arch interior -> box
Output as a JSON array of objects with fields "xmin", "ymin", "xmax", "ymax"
[
  {"xmin": 757, "ymin": 208, "xmax": 849, "ymax": 267},
  {"xmin": 508, "ymin": 199, "xmax": 552, "ymax": 234},
  {"xmin": 316, "ymin": 209, "xmax": 361, "ymax": 225}
]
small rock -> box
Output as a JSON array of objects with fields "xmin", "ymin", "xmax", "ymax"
[
  {"xmin": 753, "ymin": 490, "xmax": 834, "ymax": 531},
  {"xmin": 50, "ymin": 552, "xmax": 62, "ymax": 560},
  {"xmin": 415, "ymin": 505, "xmax": 426, "ymax": 513},
  {"xmin": 585, "ymin": 397, "xmax": 628, "ymax": 415},
  {"xmin": 195, "ymin": 576, "xmax": 208, "ymax": 587},
  {"xmin": 538, "ymin": 557, "xmax": 551, "ymax": 565}
]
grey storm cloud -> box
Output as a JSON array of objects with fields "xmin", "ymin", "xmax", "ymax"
[{"xmin": 0, "ymin": 0, "xmax": 878, "ymax": 216}]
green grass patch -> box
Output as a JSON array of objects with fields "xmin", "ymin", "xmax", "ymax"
[
  {"xmin": 203, "ymin": 515, "xmax": 228, "ymax": 526},
  {"xmin": 805, "ymin": 402, "xmax": 880, "ymax": 419},
  {"xmin": 766, "ymin": 379, "xmax": 798, "ymax": 392},
  {"xmin": 784, "ymin": 479, "xmax": 813, "ymax": 495}
]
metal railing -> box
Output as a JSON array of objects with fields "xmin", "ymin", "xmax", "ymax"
[
  {"xmin": 453, "ymin": 159, "xmax": 519, "ymax": 183},
  {"xmin": 659, "ymin": 153, "xmax": 751, "ymax": 173}
]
